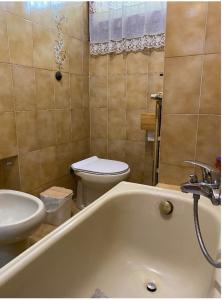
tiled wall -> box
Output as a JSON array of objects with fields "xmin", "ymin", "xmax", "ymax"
[
  {"xmin": 0, "ymin": 2, "xmax": 90, "ymax": 194},
  {"xmin": 89, "ymin": 51, "xmax": 164, "ymax": 184},
  {"xmin": 1, "ymin": 1, "xmax": 219, "ymax": 191},
  {"xmin": 159, "ymin": 2, "xmax": 221, "ymax": 185}
]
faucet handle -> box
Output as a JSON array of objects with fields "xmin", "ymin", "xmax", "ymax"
[
  {"xmin": 184, "ymin": 160, "xmax": 220, "ymax": 185},
  {"xmin": 189, "ymin": 174, "xmax": 198, "ymax": 183}
]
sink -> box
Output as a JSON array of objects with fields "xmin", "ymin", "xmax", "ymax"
[
  {"xmin": 0, "ymin": 190, "xmax": 45, "ymax": 268},
  {"xmin": 0, "ymin": 190, "xmax": 45, "ymax": 244}
]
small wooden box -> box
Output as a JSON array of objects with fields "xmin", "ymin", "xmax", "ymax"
[{"xmin": 141, "ymin": 113, "xmax": 156, "ymax": 130}]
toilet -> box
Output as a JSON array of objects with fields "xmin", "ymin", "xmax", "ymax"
[{"xmin": 71, "ymin": 156, "xmax": 130, "ymax": 209}]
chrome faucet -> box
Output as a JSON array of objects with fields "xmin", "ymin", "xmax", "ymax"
[
  {"xmin": 181, "ymin": 160, "xmax": 221, "ymax": 268},
  {"xmin": 181, "ymin": 160, "xmax": 221, "ymax": 206}
]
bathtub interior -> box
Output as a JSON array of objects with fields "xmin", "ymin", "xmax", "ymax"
[{"xmin": 0, "ymin": 188, "xmax": 220, "ymax": 298}]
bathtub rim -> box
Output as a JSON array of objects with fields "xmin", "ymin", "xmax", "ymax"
[{"xmin": 0, "ymin": 181, "xmax": 220, "ymax": 288}]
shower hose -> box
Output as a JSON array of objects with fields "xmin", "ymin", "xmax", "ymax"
[{"xmin": 193, "ymin": 194, "xmax": 221, "ymax": 268}]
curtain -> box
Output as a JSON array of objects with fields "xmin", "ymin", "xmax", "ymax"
[{"xmin": 89, "ymin": 1, "xmax": 166, "ymax": 55}]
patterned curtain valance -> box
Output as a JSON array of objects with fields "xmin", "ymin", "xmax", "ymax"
[{"xmin": 89, "ymin": 1, "xmax": 166, "ymax": 55}]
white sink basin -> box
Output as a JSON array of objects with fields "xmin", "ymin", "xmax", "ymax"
[{"xmin": 0, "ymin": 190, "xmax": 45, "ymax": 244}]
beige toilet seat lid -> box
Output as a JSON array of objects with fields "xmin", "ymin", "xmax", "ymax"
[{"xmin": 71, "ymin": 156, "xmax": 129, "ymax": 175}]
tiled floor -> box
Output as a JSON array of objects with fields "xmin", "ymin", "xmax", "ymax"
[
  {"xmin": 29, "ymin": 200, "xmax": 80, "ymax": 245},
  {"xmin": 29, "ymin": 223, "xmax": 57, "ymax": 245}
]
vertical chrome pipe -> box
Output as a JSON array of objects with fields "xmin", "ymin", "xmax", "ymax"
[{"xmin": 152, "ymin": 97, "xmax": 162, "ymax": 186}]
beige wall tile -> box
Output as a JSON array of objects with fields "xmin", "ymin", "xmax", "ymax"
[
  {"xmin": 126, "ymin": 109, "xmax": 146, "ymax": 141},
  {"xmin": 159, "ymin": 163, "xmax": 194, "ymax": 185},
  {"xmin": 7, "ymin": 13, "xmax": 33, "ymax": 66},
  {"xmin": 7, "ymin": 14, "xmax": 33, "ymax": 66},
  {"xmin": 165, "ymin": 2, "xmax": 207, "ymax": 57},
  {"xmin": 0, "ymin": 63, "xmax": 13, "ymax": 112},
  {"xmin": 83, "ymin": 42, "xmax": 89, "ymax": 75},
  {"xmin": 36, "ymin": 69, "xmax": 55, "ymax": 110},
  {"xmin": 125, "ymin": 141, "xmax": 145, "ymax": 166},
  {"xmin": 0, "ymin": 11, "xmax": 10, "ymax": 62},
  {"xmin": 91, "ymin": 107, "xmax": 107, "ymax": 139},
  {"xmin": 70, "ymin": 74, "xmax": 83, "ymax": 108},
  {"xmin": 82, "ymin": 76, "xmax": 89, "ymax": 108},
  {"xmin": 16, "ymin": 111, "xmax": 38, "ymax": 155},
  {"xmin": 163, "ymin": 55, "xmax": 202, "ymax": 114},
  {"xmin": 0, "ymin": 156, "xmax": 20, "ymax": 190},
  {"xmin": 52, "ymin": 33, "xmax": 70, "ymax": 73},
  {"xmin": 196, "ymin": 115, "xmax": 221, "ymax": 166},
  {"xmin": 160, "ymin": 115, "xmax": 198, "ymax": 166},
  {"xmin": 89, "ymin": 50, "xmax": 164, "ymax": 184},
  {"xmin": 89, "ymin": 56, "xmax": 96, "ymax": 76},
  {"xmin": 73, "ymin": 139, "xmax": 90, "ymax": 162},
  {"xmin": 108, "ymin": 139, "xmax": 126, "ymax": 161},
  {"xmin": 53, "ymin": 175, "xmax": 74, "ymax": 192},
  {"xmin": 69, "ymin": 38, "xmax": 83, "ymax": 74},
  {"xmin": 94, "ymin": 55, "xmax": 108, "ymax": 76},
  {"xmin": 159, "ymin": 1, "xmax": 221, "ymax": 186},
  {"xmin": 82, "ymin": 3, "xmax": 89, "ymax": 40},
  {"xmin": 0, "ymin": 112, "xmax": 17, "ymax": 159},
  {"xmin": 108, "ymin": 109, "xmax": 126, "ymax": 140},
  {"xmin": 126, "ymin": 141, "xmax": 145, "ymax": 183},
  {"xmin": 90, "ymin": 76, "xmax": 107, "ymax": 108},
  {"xmin": 0, "ymin": 1, "xmax": 90, "ymax": 194},
  {"xmin": 148, "ymin": 50, "xmax": 164, "ymax": 73},
  {"xmin": 109, "ymin": 54, "xmax": 126, "ymax": 75},
  {"xmin": 56, "ymin": 143, "xmax": 73, "ymax": 176},
  {"xmin": 20, "ymin": 150, "xmax": 41, "ymax": 192},
  {"xmin": 71, "ymin": 108, "xmax": 89, "ymax": 141},
  {"xmin": 37, "ymin": 110, "xmax": 56, "ymax": 148},
  {"xmin": 127, "ymin": 74, "xmax": 148, "ymax": 109},
  {"xmin": 90, "ymin": 139, "xmax": 107, "ymax": 158},
  {"xmin": 78, "ymin": 139, "xmax": 90, "ymax": 160},
  {"xmin": 30, "ymin": 2, "xmax": 53, "ymax": 28},
  {"xmin": 33, "ymin": 24, "xmax": 54, "ymax": 69},
  {"xmin": 0, "ymin": 2, "xmax": 7, "ymax": 11},
  {"xmin": 13, "ymin": 65, "xmax": 36, "ymax": 111},
  {"xmin": 55, "ymin": 109, "xmax": 71, "ymax": 144},
  {"xmin": 67, "ymin": 4, "xmax": 83, "ymax": 39},
  {"xmin": 51, "ymin": 2, "xmax": 69, "ymax": 34},
  {"xmin": 128, "ymin": 164, "xmax": 144, "ymax": 184},
  {"xmin": 0, "ymin": 162, "xmax": 4, "ymax": 188},
  {"xmin": 205, "ymin": 2, "xmax": 221, "ymax": 54},
  {"xmin": 108, "ymin": 75, "xmax": 126, "ymax": 109},
  {"xmin": 39, "ymin": 146, "xmax": 58, "ymax": 185},
  {"xmin": 144, "ymin": 143, "xmax": 154, "ymax": 185},
  {"xmin": 200, "ymin": 54, "xmax": 221, "ymax": 114},
  {"xmin": 55, "ymin": 72, "xmax": 70, "ymax": 109},
  {"xmin": 52, "ymin": 34, "xmax": 70, "ymax": 73},
  {"xmin": 127, "ymin": 52, "xmax": 148, "ymax": 74},
  {"xmin": 6, "ymin": 2, "xmax": 31, "ymax": 19}
]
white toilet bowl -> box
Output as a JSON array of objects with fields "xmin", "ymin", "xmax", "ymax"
[{"xmin": 71, "ymin": 156, "xmax": 130, "ymax": 208}]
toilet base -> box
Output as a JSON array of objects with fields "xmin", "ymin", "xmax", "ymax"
[
  {"xmin": 74, "ymin": 168, "xmax": 130, "ymax": 209},
  {"xmin": 76, "ymin": 180, "xmax": 113, "ymax": 209}
]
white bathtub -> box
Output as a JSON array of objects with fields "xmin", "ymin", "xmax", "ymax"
[{"xmin": 0, "ymin": 182, "xmax": 220, "ymax": 298}]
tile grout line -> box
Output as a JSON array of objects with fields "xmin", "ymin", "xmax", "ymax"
[
  {"xmin": 7, "ymin": 13, "xmax": 22, "ymax": 190},
  {"xmin": 193, "ymin": 3, "xmax": 209, "ymax": 166},
  {"xmin": 106, "ymin": 55, "xmax": 108, "ymax": 158},
  {"xmin": 1, "ymin": 3, "xmax": 89, "ymax": 192},
  {"xmin": 88, "ymin": 56, "xmax": 92, "ymax": 156}
]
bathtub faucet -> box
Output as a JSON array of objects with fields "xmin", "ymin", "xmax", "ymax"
[
  {"xmin": 180, "ymin": 160, "xmax": 221, "ymax": 206},
  {"xmin": 181, "ymin": 160, "xmax": 221, "ymax": 268}
]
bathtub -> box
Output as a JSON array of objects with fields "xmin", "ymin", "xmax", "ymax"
[{"xmin": 0, "ymin": 182, "xmax": 220, "ymax": 298}]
